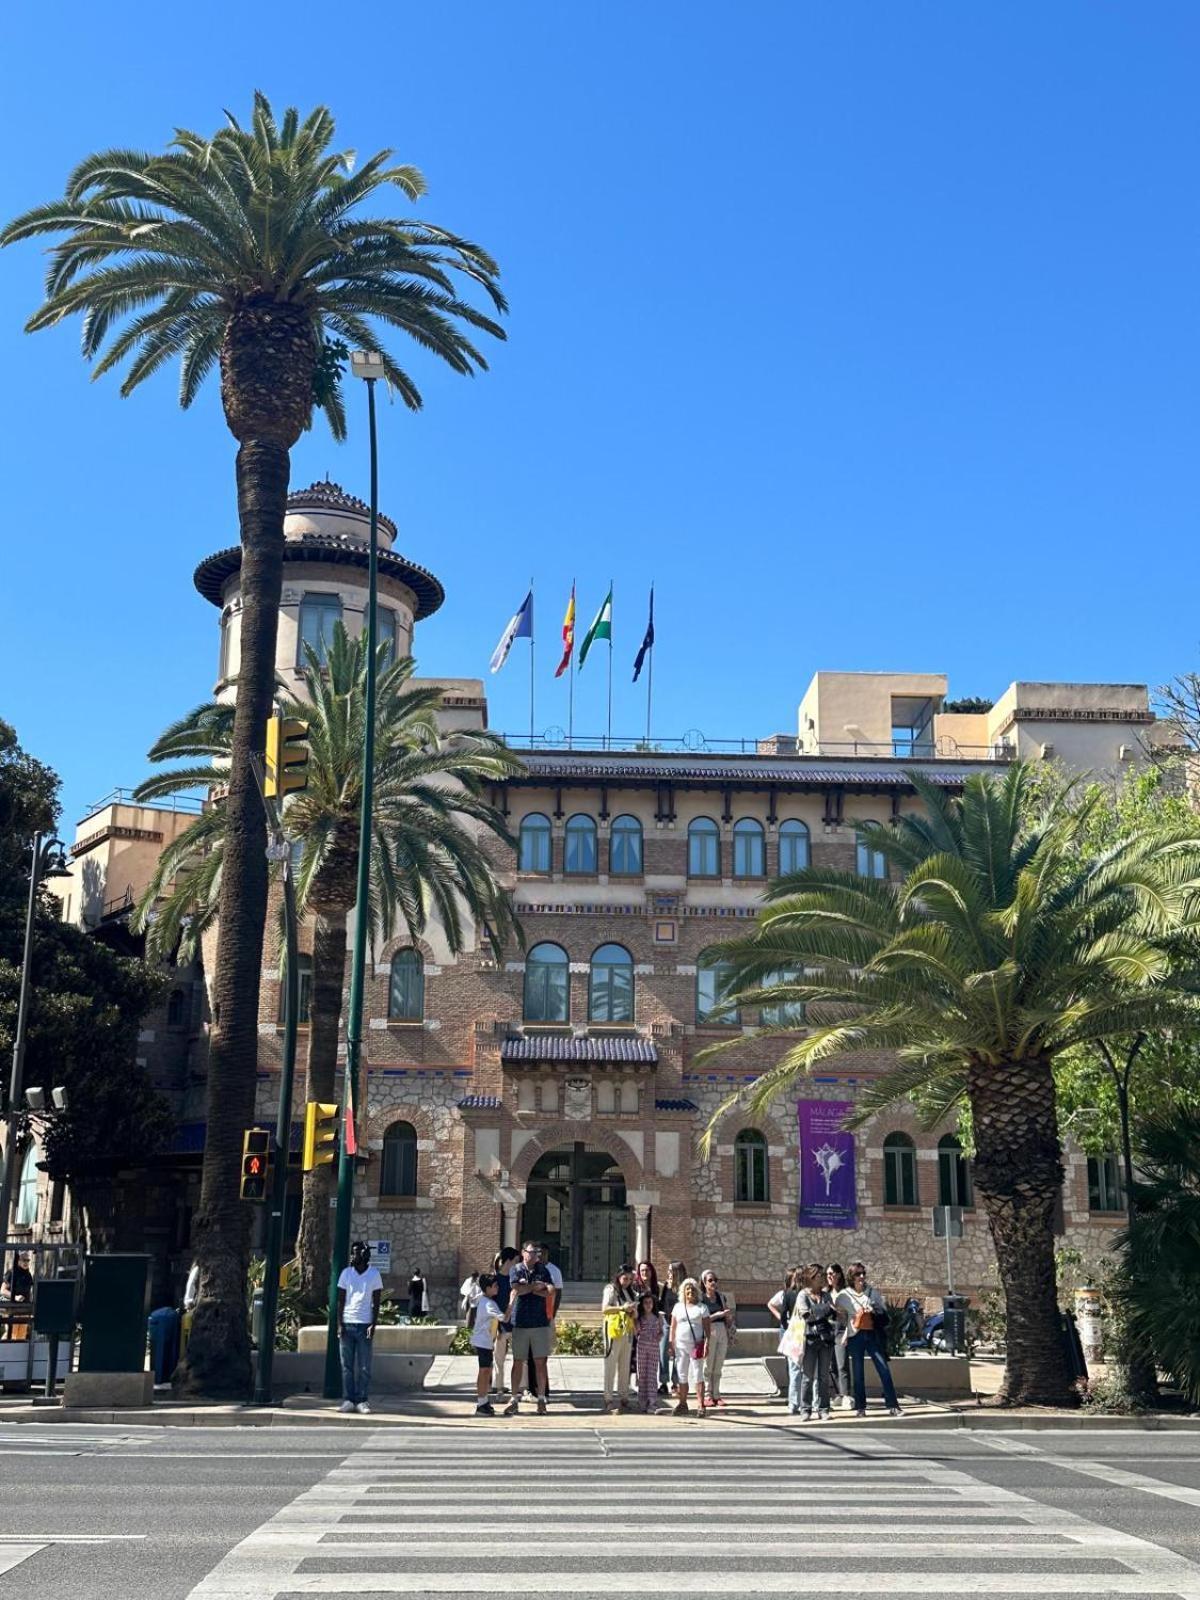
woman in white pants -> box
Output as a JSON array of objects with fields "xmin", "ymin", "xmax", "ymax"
[
  {"xmin": 601, "ymin": 1265, "xmax": 638, "ymax": 1412},
  {"xmin": 699, "ymin": 1269, "xmax": 736, "ymax": 1408},
  {"xmin": 668, "ymin": 1278, "xmax": 712, "ymax": 1416}
]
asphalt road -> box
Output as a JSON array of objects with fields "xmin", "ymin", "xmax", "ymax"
[{"xmin": 0, "ymin": 1422, "xmax": 1198, "ymax": 1597}]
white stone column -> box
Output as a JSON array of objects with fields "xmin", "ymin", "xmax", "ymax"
[
  {"xmin": 632, "ymin": 1204, "xmax": 651, "ymax": 1263},
  {"xmin": 502, "ymin": 1205, "xmax": 519, "ymax": 1249}
]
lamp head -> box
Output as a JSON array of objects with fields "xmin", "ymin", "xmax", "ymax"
[{"xmin": 349, "ymin": 350, "xmax": 386, "ymax": 382}]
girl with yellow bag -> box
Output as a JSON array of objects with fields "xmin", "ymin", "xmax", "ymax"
[{"xmin": 601, "ymin": 1265, "xmax": 638, "ymax": 1412}]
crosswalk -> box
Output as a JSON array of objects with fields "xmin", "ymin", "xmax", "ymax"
[{"xmin": 187, "ymin": 1426, "xmax": 1200, "ymax": 1597}]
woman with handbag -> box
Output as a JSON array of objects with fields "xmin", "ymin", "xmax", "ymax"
[
  {"xmin": 776, "ymin": 1269, "xmax": 808, "ymax": 1413},
  {"xmin": 601, "ymin": 1265, "xmax": 638, "ymax": 1412},
  {"xmin": 668, "ymin": 1276, "xmax": 711, "ymax": 1416},
  {"xmin": 826, "ymin": 1263, "xmax": 852, "ymax": 1409},
  {"xmin": 835, "ymin": 1261, "xmax": 901, "ymax": 1418},
  {"xmin": 796, "ymin": 1262, "xmax": 836, "ymax": 1421},
  {"xmin": 699, "ymin": 1269, "xmax": 736, "ymax": 1408}
]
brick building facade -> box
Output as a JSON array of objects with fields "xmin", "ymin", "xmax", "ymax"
[{"xmin": 40, "ymin": 480, "xmax": 1164, "ymax": 1314}]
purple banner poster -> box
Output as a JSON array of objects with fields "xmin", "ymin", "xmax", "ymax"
[{"xmin": 797, "ymin": 1099, "xmax": 856, "ymax": 1229}]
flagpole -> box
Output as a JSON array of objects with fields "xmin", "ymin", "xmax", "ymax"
[
  {"xmin": 606, "ymin": 577, "xmax": 613, "ymax": 750},
  {"xmin": 645, "ymin": 585, "xmax": 654, "ymax": 745},
  {"xmin": 568, "ymin": 578, "xmax": 575, "ymax": 749},
  {"xmin": 528, "ymin": 576, "xmax": 535, "ymax": 744}
]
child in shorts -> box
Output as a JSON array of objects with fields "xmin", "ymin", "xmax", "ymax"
[{"xmin": 470, "ymin": 1271, "xmax": 503, "ymax": 1416}]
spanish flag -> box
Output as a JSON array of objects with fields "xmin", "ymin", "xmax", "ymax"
[{"xmin": 554, "ymin": 584, "xmax": 576, "ymax": 678}]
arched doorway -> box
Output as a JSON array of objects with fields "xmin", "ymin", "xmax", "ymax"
[{"xmin": 522, "ymin": 1143, "xmax": 630, "ymax": 1281}]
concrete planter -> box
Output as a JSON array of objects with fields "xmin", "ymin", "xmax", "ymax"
[
  {"xmin": 764, "ymin": 1352, "xmax": 973, "ymax": 1398},
  {"xmin": 297, "ymin": 1322, "xmax": 456, "ymax": 1356},
  {"xmin": 272, "ymin": 1350, "xmax": 432, "ymax": 1393}
]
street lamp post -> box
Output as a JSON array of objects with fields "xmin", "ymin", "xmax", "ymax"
[
  {"xmin": 323, "ymin": 349, "xmax": 386, "ymax": 1398},
  {"xmin": 0, "ymin": 833, "xmax": 68, "ymax": 1270}
]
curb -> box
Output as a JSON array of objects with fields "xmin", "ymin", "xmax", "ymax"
[{"xmin": 0, "ymin": 1401, "xmax": 1195, "ymax": 1430}]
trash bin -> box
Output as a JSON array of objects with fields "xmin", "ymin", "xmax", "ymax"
[
  {"xmin": 147, "ymin": 1305, "xmax": 181, "ymax": 1384},
  {"xmin": 943, "ymin": 1293, "xmax": 969, "ymax": 1355}
]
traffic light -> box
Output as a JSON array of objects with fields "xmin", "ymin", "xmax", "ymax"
[
  {"xmin": 240, "ymin": 1128, "xmax": 272, "ymax": 1202},
  {"xmin": 264, "ymin": 715, "xmax": 310, "ymax": 798},
  {"xmin": 303, "ymin": 1101, "xmax": 339, "ymax": 1171}
]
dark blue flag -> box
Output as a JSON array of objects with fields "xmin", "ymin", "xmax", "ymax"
[{"xmin": 632, "ymin": 587, "xmax": 655, "ymax": 682}]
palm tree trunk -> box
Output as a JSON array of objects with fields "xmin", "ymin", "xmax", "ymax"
[
  {"xmin": 968, "ymin": 1057, "xmax": 1078, "ymax": 1407},
  {"xmin": 175, "ymin": 437, "xmax": 289, "ymax": 1399},
  {"xmin": 295, "ymin": 906, "xmax": 348, "ymax": 1311}
]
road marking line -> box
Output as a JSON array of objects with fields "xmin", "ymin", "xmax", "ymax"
[
  {"xmin": 1036, "ymin": 1454, "xmax": 1200, "ymax": 1507},
  {"xmin": 0, "ymin": 1546, "xmax": 42, "ymax": 1576},
  {"xmin": 980, "ymin": 1435, "xmax": 1044, "ymax": 1454},
  {"xmin": 0, "ymin": 1534, "xmax": 146, "ymax": 1543}
]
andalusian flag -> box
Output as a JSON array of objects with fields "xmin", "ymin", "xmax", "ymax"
[
  {"xmin": 555, "ymin": 585, "xmax": 576, "ymax": 678},
  {"xmin": 579, "ymin": 586, "xmax": 612, "ymax": 668}
]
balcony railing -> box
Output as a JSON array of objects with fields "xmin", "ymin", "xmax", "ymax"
[{"xmin": 498, "ymin": 731, "xmax": 1013, "ymax": 762}]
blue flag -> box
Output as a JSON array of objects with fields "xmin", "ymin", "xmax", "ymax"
[
  {"xmin": 489, "ymin": 590, "xmax": 533, "ymax": 673},
  {"xmin": 632, "ymin": 587, "xmax": 655, "ymax": 682}
]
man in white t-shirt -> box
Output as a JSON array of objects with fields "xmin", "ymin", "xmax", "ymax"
[{"xmin": 336, "ymin": 1240, "xmax": 384, "ymax": 1414}]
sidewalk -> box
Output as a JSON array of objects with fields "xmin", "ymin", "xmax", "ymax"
[{"xmin": 1, "ymin": 1353, "xmax": 1196, "ymax": 1429}]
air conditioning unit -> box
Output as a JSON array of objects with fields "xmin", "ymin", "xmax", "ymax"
[{"xmin": 1040, "ymin": 742, "xmax": 1055, "ymax": 760}]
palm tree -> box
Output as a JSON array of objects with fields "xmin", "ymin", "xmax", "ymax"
[
  {"xmin": 1119, "ymin": 1106, "xmax": 1200, "ymax": 1406},
  {"xmin": 700, "ymin": 764, "xmax": 1200, "ymax": 1407},
  {"xmin": 1, "ymin": 95, "xmax": 506, "ymax": 1394},
  {"xmin": 132, "ymin": 628, "xmax": 521, "ymax": 1319}
]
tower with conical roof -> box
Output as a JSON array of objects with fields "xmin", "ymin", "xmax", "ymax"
[{"xmin": 194, "ymin": 478, "xmax": 444, "ymax": 695}]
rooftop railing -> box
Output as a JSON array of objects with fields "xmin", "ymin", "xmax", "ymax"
[
  {"xmin": 498, "ymin": 732, "xmax": 1013, "ymax": 762},
  {"xmin": 83, "ymin": 787, "xmax": 205, "ymax": 817}
]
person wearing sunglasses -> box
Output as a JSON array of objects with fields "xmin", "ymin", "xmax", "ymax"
[{"xmin": 698, "ymin": 1269, "xmax": 736, "ymax": 1408}]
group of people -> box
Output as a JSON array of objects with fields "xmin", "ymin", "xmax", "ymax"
[
  {"xmin": 769, "ymin": 1260, "xmax": 901, "ymax": 1419},
  {"xmin": 461, "ymin": 1248, "xmax": 898, "ymax": 1421}
]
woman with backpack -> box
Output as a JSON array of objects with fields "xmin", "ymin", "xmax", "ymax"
[
  {"xmin": 835, "ymin": 1260, "xmax": 901, "ymax": 1418},
  {"xmin": 795, "ymin": 1262, "xmax": 837, "ymax": 1421}
]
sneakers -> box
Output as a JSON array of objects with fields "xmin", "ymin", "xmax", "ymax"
[
  {"xmin": 475, "ymin": 1402, "xmax": 496, "ymax": 1417},
  {"xmin": 673, "ymin": 1400, "xmax": 689, "ymax": 1415},
  {"xmin": 536, "ymin": 1398, "xmax": 548, "ymax": 1416},
  {"xmin": 887, "ymin": 1405, "xmax": 903, "ymax": 1417},
  {"xmin": 502, "ymin": 1398, "xmax": 520, "ymax": 1416},
  {"xmin": 854, "ymin": 1409, "xmax": 867, "ymax": 1419},
  {"xmin": 338, "ymin": 1400, "xmax": 355, "ymax": 1414},
  {"xmin": 658, "ymin": 1384, "xmax": 670, "ymax": 1396},
  {"xmin": 799, "ymin": 1411, "xmax": 812, "ymax": 1422},
  {"xmin": 818, "ymin": 1411, "xmax": 832, "ymax": 1421},
  {"xmin": 356, "ymin": 1401, "xmax": 371, "ymax": 1415}
]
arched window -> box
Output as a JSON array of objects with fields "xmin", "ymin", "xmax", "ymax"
[
  {"xmin": 938, "ymin": 1134, "xmax": 973, "ymax": 1208},
  {"xmin": 732, "ymin": 818, "xmax": 766, "ymax": 877},
  {"xmin": 167, "ymin": 988, "xmax": 187, "ymax": 1027},
  {"xmin": 734, "ymin": 1129, "xmax": 769, "ymax": 1202},
  {"xmin": 388, "ymin": 949, "xmax": 424, "ymax": 1021},
  {"xmin": 278, "ymin": 952, "xmax": 312, "ymax": 1025},
  {"xmin": 609, "ymin": 815, "xmax": 643, "ymax": 876},
  {"xmin": 297, "ymin": 592, "xmax": 341, "ymax": 666},
  {"xmin": 1087, "ymin": 1153, "xmax": 1125, "ymax": 1213},
  {"xmin": 778, "ymin": 819, "xmax": 811, "ymax": 875},
  {"xmin": 760, "ymin": 969, "xmax": 806, "ymax": 1029},
  {"xmin": 697, "ymin": 948, "xmax": 739, "ymax": 1025},
  {"xmin": 218, "ymin": 616, "xmax": 232, "ymax": 680},
  {"xmin": 564, "ymin": 814, "xmax": 598, "ymax": 875},
  {"xmin": 16, "ymin": 1143, "xmax": 40, "ymax": 1227},
  {"xmin": 518, "ymin": 813, "xmax": 552, "ymax": 873},
  {"xmin": 524, "ymin": 942, "xmax": 570, "ymax": 1022},
  {"xmin": 856, "ymin": 822, "xmax": 888, "ymax": 880},
  {"xmin": 883, "ymin": 1132, "xmax": 919, "ymax": 1207},
  {"xmin": 374, "ymin": 606, "xmax": 398, "ymax": 667},
  {"xmin": 380, "ymin": 1121, "xmax": 417, "ymax": 1198},
  {"xmin": 688, "ymin": 817, "xmax": 720, "ymax": 878},
  {"xmin": 589, "ymin": 943, "xmax": 634, "ymax": 1024}
]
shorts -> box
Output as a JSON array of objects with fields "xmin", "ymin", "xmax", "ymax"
[
  {"xmin": 511, "ymin": 1323, "xmax": 554, "ymax": 1361},
  {"xmin": 474, "ymin": 1347, "xmax": 494, "ymax": 1370},
  {"xmin": 675, "ymin": 1345, "xmax": 702, "ymax": 1384}
]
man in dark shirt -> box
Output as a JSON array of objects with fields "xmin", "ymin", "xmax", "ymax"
[
  {"xmin": 503, "ymin": 1241, "xmax": 554, "ymax": 1416},
  {"xmin": 1, "ymin": 1251, "xmax": 33, "ymax": 1341}
]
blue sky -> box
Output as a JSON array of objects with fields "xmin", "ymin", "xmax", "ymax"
[{"xmin": 4, "ymin": 3, "xmax": 1199, "ymax": 828}]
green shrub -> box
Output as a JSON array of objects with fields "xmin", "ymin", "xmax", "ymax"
[{"xmin": 553, "ymin": 1319, "xmax": 603, "ymax": 1356}]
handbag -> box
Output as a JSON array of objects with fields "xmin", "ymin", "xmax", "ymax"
[
  {"xmin": 852, "ymin": 1292, "xmax": 875, "ymax": 1332},
  {"xmin": 779, "ymin": 1295, "xmax": 807, "ymax": 1361},
  {"xmin": 682, "ymin": 1303, "xmax": 707, "ymax": 1361}
]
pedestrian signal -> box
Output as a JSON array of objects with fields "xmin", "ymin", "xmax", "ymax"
[
  {"xmin": 240, "ymin": 1128, "xmax": 272, "ymax": 1202},
  {"xmin": 303, "ymin": 1101, "xmax": 339, "ymax": 1171},
  {"xmin": 264, "ymin": 715, "xmax": 309, "ymax": 798}
]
